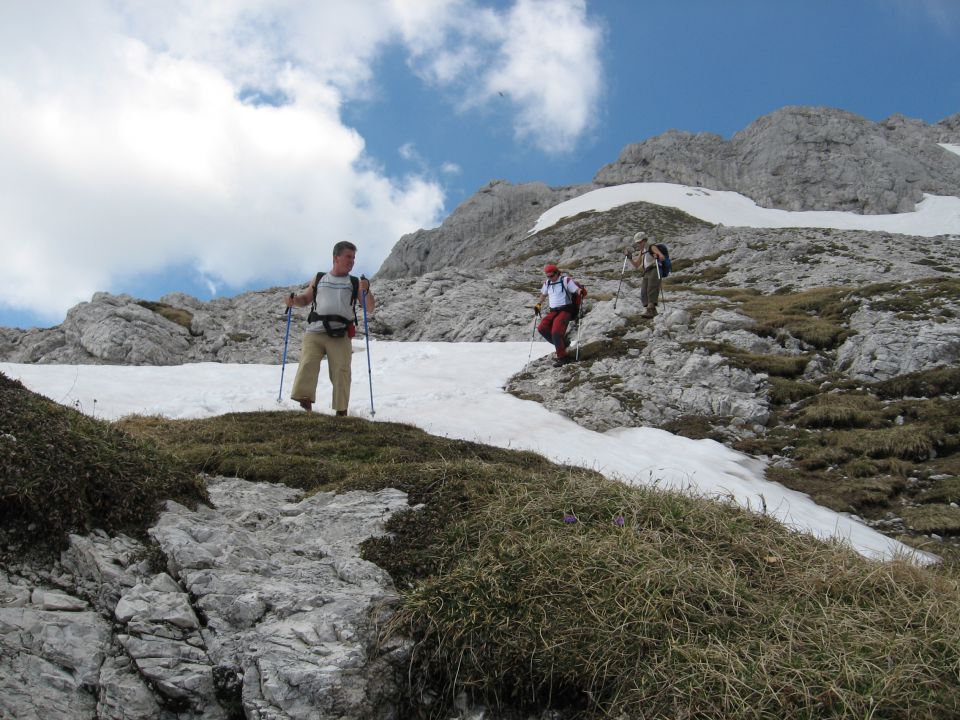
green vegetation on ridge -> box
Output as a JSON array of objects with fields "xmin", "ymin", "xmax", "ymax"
[{"xmin": 733, "ymin": 366, "xmax": 960, "ymax": 564}]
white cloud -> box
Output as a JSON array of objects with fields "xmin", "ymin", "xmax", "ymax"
[
  {"xmin": 400, "ymin": 0, "xmax": 604, "ymax": 154},
  {"xmin": 487, "ymin": 0, "xmax": 604, "ymax": 153},
  {"xmin": 0, "ymin": 0, "xmax": 604, "ymax": 323},
  {"xmin": 398, "ymin": 142, "xmax": 420, "ymax": 162}
]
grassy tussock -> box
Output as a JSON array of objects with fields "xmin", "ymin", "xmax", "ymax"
[
  {"xmin": 874, "ymin": 365, "xmax": 960, "ymax": 399},
  {"xmin": 828, "ymin": 425, "xmax": 942, "ymax": 461},
  {"xmin": 391, "ymin": 474, "xmax": 960, "ymax": 719},
  {"xmin": 866, "ymin": 277, "xmax": 960, "ymax": 320},
  {"xmin": 671, "ymin": 263, "xmax": 732, "ymax": 284},
  {"xmin": 924, "ymin": 477, "xmax": 960, "ymax": 504},
  {"xmin": 690, "ymin": 341, "xmax": 810, "ymax": 378},
  {"xmin": 691, "ymin": 281, "xmax": 958, "ymax": 356},
  {"xmin": 796, "ymin": 393, "xmax": 885, "ymax": 428},
  {"xmin": 736, "ymin": 368, "xmax": 960, "ymax": 564},
  {"xmin": 669, "ymin": 251, "xmax": 724, "ymax": 275},
  {"xmin": 901, "ymin": 505, "xmax": 960, "ymax": 536},
  {"xmin": 0, "ymin": 372, "xmax": 207, "ymax": 559},
  {"xmin": 730, "ymin": 286, "xmax": 856, "ymax": 350},
  {"xmin": 118, "ymin": 411, "xmax": 550, "ymax": 495},
  {"xmin": 575, "ymin": 336, "xmax": 647, "ymax": 365},
  {"xmin": 766, "ymin": 377, "xmax": 820, "ymax": 405}
]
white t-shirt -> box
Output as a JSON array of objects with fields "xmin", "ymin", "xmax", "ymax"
[
  {"xmin": 540, "ymin": 275, "xmax": 580, "ymax": 309},
  {"xmin": 639, "ymin": 244, "xmax": 657, "ymax": 270},
  {"xmin": 306, "ymin": 273, "xmax": 356, "ymax": 334}
]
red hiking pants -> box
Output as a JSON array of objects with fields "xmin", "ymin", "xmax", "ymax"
[{"xmin": 538, "ymin": 308, "xmax": 573, "ymax": 358}]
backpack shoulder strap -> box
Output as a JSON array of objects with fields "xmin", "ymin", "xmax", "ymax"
[
  {"xmin": 311, "ymin": 272, "xmax": 325, "ymax": 309},
  {"xmin": 349, "ymin": 275, "xmax": 359, "ymax": 306}
]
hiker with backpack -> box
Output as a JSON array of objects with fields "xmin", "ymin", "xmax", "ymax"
[
  {"xmin": 534, "ymin": 263, "xmax": 585, "ymax": 367},
  {"xmin": 627, "ymin": 232, "xmax": 668, "ymax": 318},
  {"xmin": 284, "ymin": 241, "xmax": 374, "ymax": 416}
]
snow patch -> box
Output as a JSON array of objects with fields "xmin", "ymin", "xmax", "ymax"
[{"xmin": 530, "ymin": 182, "xmax": 960, "ymax": 238}]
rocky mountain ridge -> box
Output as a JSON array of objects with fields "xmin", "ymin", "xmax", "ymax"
[
  {"xmin": 374, "ymin": 106, "xmax": 960, "ymax": 279},
  {"xmin": 594, "ymin": 106, "xmax": 960, "ymax": 215}
]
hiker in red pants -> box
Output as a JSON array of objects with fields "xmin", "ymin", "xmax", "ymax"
[{"xmin": 534, "ymin": 264, "xmax": 583, "ymax": 367}]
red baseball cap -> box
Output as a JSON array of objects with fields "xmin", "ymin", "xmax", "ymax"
[{"xmin": 543, "ymin": 264, "xmax": 559, "ymax": 274}]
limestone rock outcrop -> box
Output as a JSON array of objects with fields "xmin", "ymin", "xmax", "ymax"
[
  {"xmin": 0, "ymin": 289, "xmax": 297, "ymax": 365},
  {"xmin": 0, "ymin": 478, "xmax": 411, "ymax": 720},
  {"xmin": 594, "ymin": 106, "xmax": 960, "ymax": 215},
  {"xmin": 375, "ymin": 179, "xmax": 591, "ymax": 279}
]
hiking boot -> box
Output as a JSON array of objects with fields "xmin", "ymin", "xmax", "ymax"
[
  {"xmin": 553, "ymin": 356, "xmax": 574, "ymax": 368},
  {"xmin": 335, "ymin": 410, "xmax": 348, "ymax": 417},
  {"xmin": 641, "ymin": 305, "xmax": 657, "ymax": 318},
  {"xmin": 298, "ymin": 399, "xmax": 313, "ymax": 411}
]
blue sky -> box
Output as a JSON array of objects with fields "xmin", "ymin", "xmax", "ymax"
[{"xmin": 1, "ymin": 0, "xmax": 958, "ymax": 330}]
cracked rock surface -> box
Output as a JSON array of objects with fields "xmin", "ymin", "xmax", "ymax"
[{"xmin": 1, "ymin": 478, "xmax": 410, "ymax": 720}]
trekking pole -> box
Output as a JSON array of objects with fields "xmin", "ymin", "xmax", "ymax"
[
  {"xmin": 612, "ymin": 254, "xmax": 629, "ymax": 309},
  {"xmin": 527, "ymin": 306, "xmax": 540, "ymax": 361},
  {"xmin": 575, "ymin": 305, "xmax": 583, "ymax": 361},
  {"xmin": 360, "ymin": 276, "xmax": 375, "ymax": 417},
  {"xmin": 277, "ymin": 296, "xmax": 293, "ymax": 403},
  {"xmin": 656, "ymin": 259, "xmax": 667, "ymax": 310}
]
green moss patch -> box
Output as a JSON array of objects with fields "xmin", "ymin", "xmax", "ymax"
[{"xmin": 0, "ymin": 372, "xmax": 207, "ymax": 560}]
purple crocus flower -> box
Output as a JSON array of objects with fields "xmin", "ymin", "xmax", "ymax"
[
  {"xmin": 563, "ymin": 514, "xmax": 578, "ymax": 524},
  {"xmin": 615, "ymin": 516, "xmax": 625, "ymax": 526}
]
